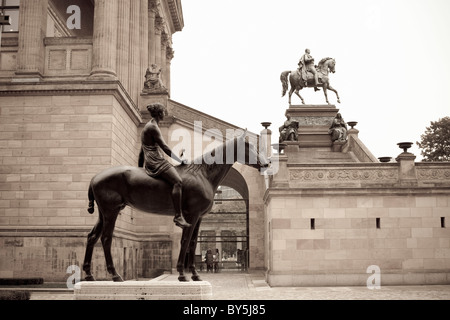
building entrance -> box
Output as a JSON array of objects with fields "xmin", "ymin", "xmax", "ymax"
[{"xmin": 195, "ymin": 168, "xmax": 250, "ymax": 273}]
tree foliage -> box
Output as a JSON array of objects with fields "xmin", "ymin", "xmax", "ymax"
[{"xmin": 416, "ymin": 116, "xmax": 450, "ymax": 162}]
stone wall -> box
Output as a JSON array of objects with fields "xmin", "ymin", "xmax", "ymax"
[
  {"xmin": 0, "ymin": 91, "xmax": 172, "ymax": 281},
  {"xmin": 265, "ymin": 161, "xmax": 450, "ymax": 286}
]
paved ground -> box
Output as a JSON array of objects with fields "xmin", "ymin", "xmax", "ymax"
[{"xmin": 25, "ymin": 271, "xmax": 450, "ymax": 300}]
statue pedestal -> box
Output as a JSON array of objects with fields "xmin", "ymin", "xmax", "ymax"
[
  {"xmin": 139, "ymin": 91, "xmax": 170, "ymax": 115},
  {"xmin": 74, "ymin": 277, "xmax": 212, "ymax": 300},
  {"xmin": 287, "ymin": 104, "xmax": 338, "ymax": 148},
  {"xmin": 284, "ymin": 141, "xmax": 300, "ymax": 154},
  {"xmin": 332, "ymin": 140, "xmax": 347, "ymax": 152}
]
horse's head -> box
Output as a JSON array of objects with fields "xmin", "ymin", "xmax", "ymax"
[
  {"xmin": 236, "ymin": 130, "xmax": 271, "ymax": 170},
  {"xmin": 328, "ymin": 58, "xmax": 336, "ymax": 74}
]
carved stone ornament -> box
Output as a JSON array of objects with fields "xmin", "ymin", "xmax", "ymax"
[
  {"xmin": 292, "ymin": 116, "xmax": 334, "ymax": 127},
  {"xmin": 143, "ymin": 64, "xmax": 168, "ymax": 94},
  {"xmin": 166, "ymin": 47, "xmax": 175, "ymax": 61},
  {"xmin": 289, "ymin": 169, "xmax": 398, "ymax": 181},
  {"xmin": 417, "ymin": 168, "xmax": 450, "ymax": 180}
]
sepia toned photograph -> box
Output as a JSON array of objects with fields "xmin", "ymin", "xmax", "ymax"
[{"xmin": 0, "ymin": 0, "xmax": 449, "ymax": 313}]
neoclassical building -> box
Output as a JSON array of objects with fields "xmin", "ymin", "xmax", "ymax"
[
  {"xmin": 1, "ymin": 0, "xmax": 449, "ymax": 286},
  {"xmin": 0, "ymin": 0, "xmax": 266, "ymax": 281}
]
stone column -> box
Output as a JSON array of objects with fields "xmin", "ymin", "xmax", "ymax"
[
  {"xmin": 90, "ymin": 0, "xmax": 119, "ymax": 79},
  {"xmin": 166, "ymin": 46, "xmax": 174, "ymax": 95},
  {"xmin": 148, "ymin": 0, "xmax": 158, "ymax": 66},
  {"xmin": 116, "ymin": 0, "xmax": 130, "ymax": 92},
  {"xmin": 154, "ymin": 16, "xmax": 164, "ymax": 69},
  {"xmin": 128, "ymin": 0, "xmax": 140, "ymax": 102},
  {"xmin": 14, "ymin": 0, "xmax": 48, "ymax": 81},
  {"xmin": 160, "ymin": 32, "xmax": 168, "ymax": 89},
  {"xmin": 140, "ymin": 0, "xmax": 149, "ymax": 87}
]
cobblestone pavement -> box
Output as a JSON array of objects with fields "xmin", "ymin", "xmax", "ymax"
[{"xmin": 29, "ymin": 272, "xmax": 450, "ymax": 300}]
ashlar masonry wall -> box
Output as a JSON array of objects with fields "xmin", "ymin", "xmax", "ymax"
[
  {"xmin": 265, "ymin": 160, "xmax": 450, "ymax": 286},
  {"xmin": 0, "ymin": 91, "xmax": 171, "ymax": 281}
]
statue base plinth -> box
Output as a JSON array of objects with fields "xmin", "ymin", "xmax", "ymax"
[
  {"xmin": 139, "ymin": 91, "xmax": 170, "ymax": 115},
  {"xmin": 286, "ymin": 104, "xmax": 339, "ymax": 148},
  {"xmin": 74, "ymin": 277, "xmax": 212, "ymax": 300},
  {"xmin": 284, "ymin": 141, "xmax": 300, "ymax": 154},
  {"xmin": 332, "ymin": 140, "xmax": 347, "ymax": 152}
]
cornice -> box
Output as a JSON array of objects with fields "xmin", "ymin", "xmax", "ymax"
[{"xmin": 167, "ymin": 0, "xmax": 184, "ymax": 32}]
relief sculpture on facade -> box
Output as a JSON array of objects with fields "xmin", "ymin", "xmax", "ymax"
[{"xmin": 289, "ymin": 168, "xmax": 399, "ymax": 181}]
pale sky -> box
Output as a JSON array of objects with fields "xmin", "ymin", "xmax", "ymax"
[{"xmin": 170, "ymin": 0, "xmax": 450, "ymax": 161}]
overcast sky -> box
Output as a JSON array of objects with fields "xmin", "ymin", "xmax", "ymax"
[{"xmin": 170, "ymin": 0, "xmax": 450, "ymax": 161}]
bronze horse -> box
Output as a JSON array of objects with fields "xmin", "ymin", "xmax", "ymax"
[
  {"xmin": 281, "ymin": 57, "xmax": 340, "ymax": 105},
  {"xmin": 82, "ymin": 133, "xmax": 269, "ymax": 282}
]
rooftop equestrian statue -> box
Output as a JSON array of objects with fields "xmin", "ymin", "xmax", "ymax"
[{"xmin": 281, "ymin": 52, "xmax": 341, "ymax": 105}]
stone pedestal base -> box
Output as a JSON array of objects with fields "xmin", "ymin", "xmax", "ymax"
[
  {"xmin": 332, "ymin": 140, "xmax": 347, "ymax": 152},
  {"xmin": 139, "ymin": 92, "xmax": 170, "ymax": 114},
  {"xmin": 284, "ymin": 141, "xmax": 300, "ymax": 154},
  {"xmin": 286, "ymin": 105, "xmax": 338, "ymax": 148},
  {"xmin": 74, "ymin": 277, "xmax": 212, "ymax": 300}
]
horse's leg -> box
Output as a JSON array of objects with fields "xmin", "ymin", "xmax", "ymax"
[
  {"xmin": 294, "ymin": 88, "xmax": 305, "ymax": 104},
  {"xmin": 288, "ymin": 86, "xmax": 295, "ymax": 105},
  {"xmin": 100, "ymin": 209, "xmax": 123, "ymax": 282},
  {"xmin": 177, "ymin": 223, "xmax": 196, "ymax": 282},
  {"xmin": 188, "ymin": 219, "xmax": 202, "ymax": 281},
  {"xmin": 322, "ymin": 83, "xmax": 330, "ymax": 104},
  {"xmin": 327, "ymin": 84, "xmax": 341, "ymax": 103},
  {"xmin": 82, "ymin": 217, "xmax": 103, "ymax": 281}
]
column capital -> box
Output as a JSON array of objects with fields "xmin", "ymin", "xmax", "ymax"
[
  {"xmin": 166, "ymin": 47, "xmax": 175, "ymax": 61},
  {"xmin": 155, "ymin": 16, "xmax": 165, "ymax": 33},
  {"xmin": 149, "ymin": 0, "xmax": 160, "ymax": 14},
  {"xmin": 161, "ymin": 32, "xmax": 171, "ymax": 47}
]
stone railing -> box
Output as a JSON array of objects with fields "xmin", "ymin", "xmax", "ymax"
[
  {"xmin": 344, "ymin": 129, "xmax": 379, "ymax": 163},
  {"xmin": 44, "ymin": 37, "xmax": 93, "ymax": 78}
]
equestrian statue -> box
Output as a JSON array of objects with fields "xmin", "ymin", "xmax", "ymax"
[
  {"xmin": 82, "ymin": 104, "xmax": 270, "ymax": 282},
  {"xmin": 281, "ymin": 48, "xmax": 341, "ymax": 105}
]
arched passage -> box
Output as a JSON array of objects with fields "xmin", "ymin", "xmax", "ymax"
[{"xmin": 196, "ymin": 167, "xmax": 250, "ymax": 272}]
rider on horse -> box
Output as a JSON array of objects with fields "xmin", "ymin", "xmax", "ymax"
[
  {"xmin": 139, "ymin": 103, "xmax": 191, "ymax": 229},
  {"xmin": 298, "ymin": 48, "xmax": 320, "ymax": 92}
]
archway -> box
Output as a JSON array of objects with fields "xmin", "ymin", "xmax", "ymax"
[{"xmin": 196, "ymin": 167, "xmax": 250, "ymax": 273}]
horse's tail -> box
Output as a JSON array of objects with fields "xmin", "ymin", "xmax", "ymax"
[
  {"xmin": 87, "ymin": 182, "xmax": 95, "ymax": 214},
  {"xmin": 280, "ymin": 71, "xmax": 291, "ymax": 97}
]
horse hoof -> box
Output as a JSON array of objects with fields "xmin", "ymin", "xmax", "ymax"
[
  {"xmin": 112, "ymin": 274, "xmax": 124, "ymax": 282},
  {"xmin": 191, "ymin": 275, "xmax": 202, "ymax": 282},
  {"xmin": 337, "ymin": 100, "xmax": 341, "ymax": 104},
  {"xmin": 178, "ymin": 275, "xmax": 189, "ymax": 282},
  {"xmin": 85, "ymin": 275, "xmax": 95, "ymax": 281}
]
